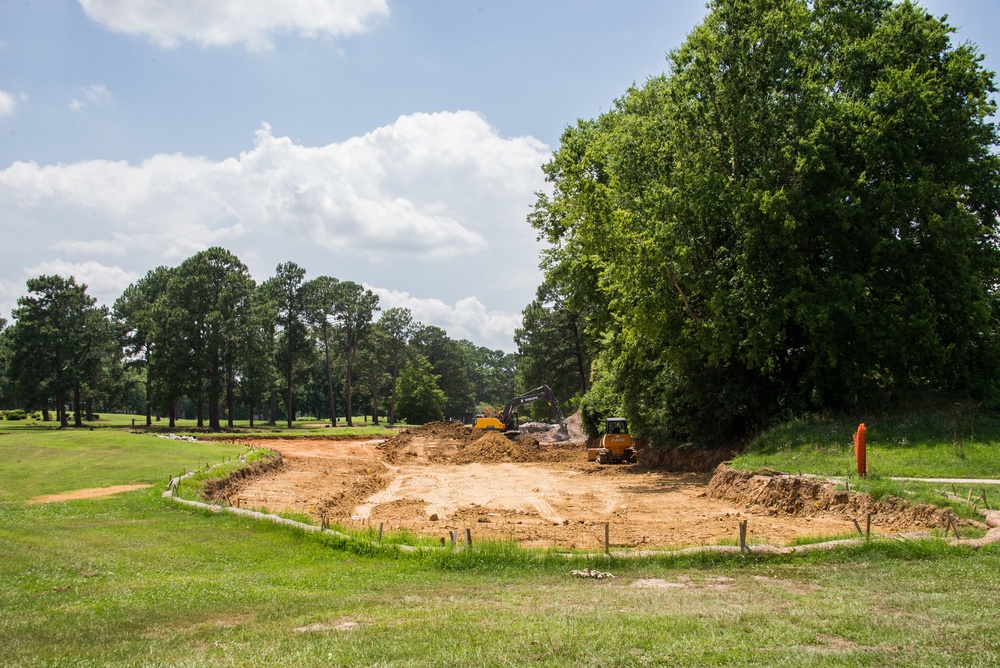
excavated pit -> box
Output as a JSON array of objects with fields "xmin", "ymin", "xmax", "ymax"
[{"xmin": 219, "ymin": 422, "xmax": 970, "ymax": 549}]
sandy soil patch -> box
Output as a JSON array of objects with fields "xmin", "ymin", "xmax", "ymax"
[
  {"xmin": 27, "ymin": 484, "xmax": 152, "ymax": 504},
  {"xmin": 214, "ymin": 422, "xmax": 959, "ymax": 549}
]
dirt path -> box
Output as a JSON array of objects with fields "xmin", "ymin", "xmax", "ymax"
[
  {"xmin": 27, "ymin": 484, "xmax": 152, "ymax": 504},
  {"xmin": 223, "ymin": 424, "xmax": 950, "ymax": 549}
]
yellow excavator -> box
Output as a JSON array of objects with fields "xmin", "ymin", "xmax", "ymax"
[
  {"xmin": 588, "ymin": 417, "xmax": 636, "ymax": 464},
  {"xmin": 472, "ymin": 385, "xmax": 567, "ymax": 440}
]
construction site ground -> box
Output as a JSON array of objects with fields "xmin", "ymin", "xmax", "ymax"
[{"xmin": 222, "ymin": 421, "xmax": 970, "ymax": 550}]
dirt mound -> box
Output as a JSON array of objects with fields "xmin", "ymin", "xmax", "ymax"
[
  {"xmin": 453, "ymin": 432, "xmax": 541, "ymax": 464},
  {"xmin": 636, "ymin": 445, "xmax": 735, "ymax": 472},
  {"xmin": 707, "ymin": 464, "xmax": 982, "ymax": 532},
  {"xmin": 377, "ymin": 421, "xmax": 476, "ymax": 463},
  {"xmin": 378, "ymin": 421, "xmax": 475, "ymax": 449}
]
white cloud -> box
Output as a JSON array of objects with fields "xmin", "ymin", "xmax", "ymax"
[
  {"xmin": 69, "ymin": 84, "xmax": 112, "ymax": 111},
  {"xmin": 78, "ymin": 0, "xmax": 389, "ymax": 49},
  {"xmin": 0, "ymin": 89, "xmax": 16, "ymax": 118},
  {"xmin": 372, "ymin": 287, "xmax": 523, "ymax": 351},
  {"xmin": 24, "ymin": 260, "xmax": 139, "ymax": 301},
  {"xmin": 0, "ymin": 111, "xmax": 550, "ymax": 349}
]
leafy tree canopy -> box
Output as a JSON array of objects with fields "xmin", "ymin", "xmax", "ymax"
[{"xmin": 531, "ymin": 0, "xmax": 1000, "ymax": 442}]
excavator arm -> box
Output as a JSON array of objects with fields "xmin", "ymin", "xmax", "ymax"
[{"xmin": 500, "ymin": 385, "xmax": 565, "ymax": 429}]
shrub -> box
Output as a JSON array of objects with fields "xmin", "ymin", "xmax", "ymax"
[{"xmin": 4, "ymin": 409, "xmax": 28, "ymax": 421}]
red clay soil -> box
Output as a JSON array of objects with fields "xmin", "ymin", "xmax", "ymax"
[{"xmin": 216, "ymin": 423, "xmax": 969, "ymax": 550}]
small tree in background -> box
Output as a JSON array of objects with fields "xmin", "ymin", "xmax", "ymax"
[{"xmin": 395, "ymin": 355, "xmax": 445, "ymax": 425}]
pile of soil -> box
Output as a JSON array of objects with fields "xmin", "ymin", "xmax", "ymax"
[
  {"xmin": 453, "ymin": 431, "xmax": 541, "ymax": 464},
  {"xmin": 707, "ymin": 464, "xmax": 983, "ymax": 532},
  {"xmin": 377, "ymin": 420, "xmax": 477, "ymax": 463},
  {"xmin": 636, "ymin": 445, "xmax": 736, "ymax": 472}
]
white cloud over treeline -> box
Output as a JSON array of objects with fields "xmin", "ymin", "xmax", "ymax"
[
  {"xmin": 0, "ymin": 111, "xmax": 549, "ymax": 350},
  {"xmin": 77, "ymin": 0, "xmax": 389, "ymax": 49}
]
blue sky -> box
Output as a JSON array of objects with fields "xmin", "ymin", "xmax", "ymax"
[{"xmin": 0, "ymin": 1, "xmax": 997, "ymax": 350}]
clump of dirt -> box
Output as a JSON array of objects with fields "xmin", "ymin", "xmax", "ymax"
[
  {"xmin": 202, "ymin": 451, "xmax": 284, "ymax": 500},
  {"xmin": 707, "ymin": 464, "xmax": 983, "ymax": 532},
  {"xmin": 453, "ymin": 431, "xmax": 541, "ymax": 464}
]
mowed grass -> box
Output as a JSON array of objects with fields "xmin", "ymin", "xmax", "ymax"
[
  {"xmin": 1, "ymin": 426, "xmax": 999, "ymax": 665},
  {"xmin": 0, "ymin": 428, "xmax": 244, "ymax": 501},
  {"xmin": 732, "ymin": 410, "xmax": 1000, "ymax": 479}
]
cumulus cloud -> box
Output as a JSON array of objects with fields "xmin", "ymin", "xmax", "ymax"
[
  {"xmin": 0, "ymin": 111, "xmax": 549, "ymax": 349},
  {"xmin": 25, "ymin": 260, "xmax": 139, "ymax": 298},
  {"xmin": 78, "ymin": 0, "xmax": 389, "ymax": 49},
  {"xmin": 372, "ymin": 287, "xmax": 523, "ymax": 351},
  {"xmin": 0, "ymin": 89, "xmax": 16, "ymax": 117}
]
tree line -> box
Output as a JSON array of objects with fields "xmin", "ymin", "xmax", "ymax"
[
  {"xmin": 0, "ymin": 247, "xmax": 517, "ymax": 429},
  {"xmin": 515, "ymin": 0, "xmax": 1000, "ymax": 442}
]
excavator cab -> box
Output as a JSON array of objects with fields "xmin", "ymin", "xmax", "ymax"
[{"xmin": 591, "ymin": 417, "xmax": 635, "ymax": 464}]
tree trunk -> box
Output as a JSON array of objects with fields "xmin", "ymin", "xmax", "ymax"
[
  {"xmin": 268, "ymin": 389, "xmax": 276, "ymax": 426},
  {"xmin": 85, "ymin": 399, "xmax": 94, "ymax": 422},
  {"xmin": 249, "ymin": 402, "xmax": 255, "ymax": 428},
  {"xmin": 209, "ymin": 394, "xmax": 221, "ymax": 432},
  {"xmin": 226, "ymin": 370, "xmax": 235, "ymax": 430},
  {"xmin": 390, "ymin": 353, "xmax": 399, "ymax": 424},
  {"xmin": 57, "ymin": 390, "xmax": 68, "ymax": 428},
  {"xmin": 286, "ymin": 366, "xmax": 294, "ymax": 428},
  {"xmin": 73, "ymin": 385, "xmax": 83, "ymax": 428},
  {"xmin": 169, "ymin": 402, "xmax": 176, "ymax": 429},
  {"xmin": 323, "ymin": 323, "xmax": 337, "ymax": 427},
  {"xmin": 42, "ymin": 407, "xmax": 50, "ymax": 422},
  {"xmin": 346, "ymin": 354, "xmax": 354, "ymax": 427}
]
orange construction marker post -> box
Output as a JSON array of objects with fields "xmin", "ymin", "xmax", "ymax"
[{"xmin": 853, "ymin": 423, "xmax": 867, "ymax": 478}]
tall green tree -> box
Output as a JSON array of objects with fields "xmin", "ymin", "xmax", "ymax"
[
  {"xmin": 156, "ymin": 248, "xmax": 254, "ymax": 431},
  {"xmin": 236, "ymin": 287, "xmax": 278, "ymax": 428},
  {"xmin": 515, "ymin": 278, "xmax": 590, "ymax": 409},
  {"xmin": 115, "ymin": 267, "xmax": 172, "ymax": 426},
  {"xmin": 332, "ymin": 281, "xmax": 379, "ymax": 427},
  {"xmin": 531, "ymin": 0, "xmax": 1000, "ymax": 441},
  {"xmin": 304, "ymin": 275, "xmax": 341, "ymax": 427},
  {"xmin": 378, "ymin": 307, "xmax": 413, "ymax": 424},
  {"xmin": 263, "ymin": 262, "xmax": 312, "ymax": 429},
  {"xmin": 410, "ymin": 325, "xmax": 474, "ymax": 417},
  {"xmin": 6, "ymin": 276, "xmax": 110, "ymax": 427}
]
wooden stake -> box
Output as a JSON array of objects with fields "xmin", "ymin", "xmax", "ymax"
[
  {"xmin": 952, "ymin": 483, "xmax": 957, "ymax": 496},
  {"xmin": 450, "ymin": 531, "xmax": 456, "ymax": 549},
  {"xmin": 865, "ymin": 514, "xmax": 871, "ymax": 540},
  {"xmin": 852, "ymin": 519, "xmax": 864, "ymax": 537},
  {"xmin": 845, "ymin": 479, "xmax": 850, "ymax": 492},
  {"xmin": 948, "ymin": 515, "xmax": 960, "ymax": 540},
  {"xmin": 982, "ymin": 490, "xmax": 991, "ymax": 510},
  {"xmin": 738, "ymin": 520, "xmax": 747, "ymax": 552},
  {"xmin": 605, "ymin": 522, "xmax": 610, "ymax": 555},
  {"xmin": 378, "ymin": 522, "xmax": 384, "ymax": 542},
  {"xmin": 967, "ymin": 488, "xmax": 973, "ymax": 507},
  {"xmin": 465, "ymin": 528, "xmax": 472, "ymax": 547}
]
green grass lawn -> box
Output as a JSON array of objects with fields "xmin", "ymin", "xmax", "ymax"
[
  {"xmin": 731, "ymin": 409, "xmax": 1000, "ymax": 479},
  {"xmin": 2, "ymin": 422, "xmax": 1000, "ymax": 666}
]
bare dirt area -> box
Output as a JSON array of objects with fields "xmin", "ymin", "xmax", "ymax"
[
  {"xmin": 225, "ymin": 422, "xmax": 959, "ymax": 550},
  {"xmin": 27, "ymin": 484, "xmax": 152, "ymax": 504}
]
